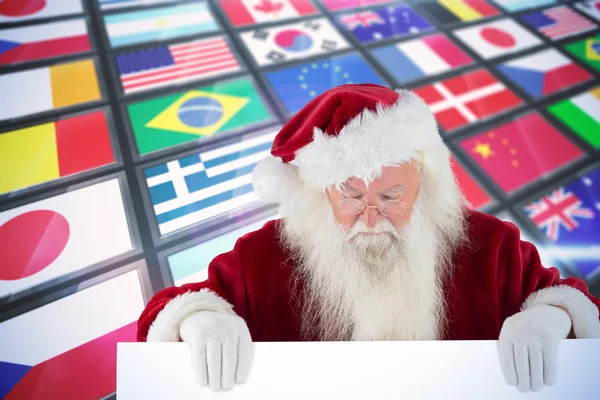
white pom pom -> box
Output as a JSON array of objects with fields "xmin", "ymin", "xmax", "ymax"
[{"xmin": 252, "ymin": 156, "xmax": 303, "ymax": 204}]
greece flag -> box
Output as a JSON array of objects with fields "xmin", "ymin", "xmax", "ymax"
[
  {"xmin": 103, "ymin": 2, "xmax": 218, "ymax": 48},
  {"xmin": 144, "ymin": 130, "xmax": 277, "ymax": 236}
]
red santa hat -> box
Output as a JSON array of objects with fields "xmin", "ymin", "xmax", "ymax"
[{"xmin": 252, "ymin": 83, "xmax": 453, "ymax": 204}]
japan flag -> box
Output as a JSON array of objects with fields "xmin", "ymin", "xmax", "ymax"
[{"xmin": 454, "ymin": 18, "xmax": 542, "ymax": 60}]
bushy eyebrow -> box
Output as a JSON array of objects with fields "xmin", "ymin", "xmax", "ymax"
[{"xmin": 340, "ymin": 184, "xmax": 409, "ymax": 194}]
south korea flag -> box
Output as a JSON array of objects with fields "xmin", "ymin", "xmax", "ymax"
[{"xmin": 239, "ymin": 17, "xmax": 350, "ymax": 66}]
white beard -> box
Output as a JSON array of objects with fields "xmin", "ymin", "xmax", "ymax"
[{"xmin": 279, "ymin": 174, "xmax": 467, "ymax": 342}]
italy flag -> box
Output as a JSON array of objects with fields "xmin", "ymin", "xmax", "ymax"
[{"xmin": 548, "ymin": 87, "xmax": 600, "ymax": 149}]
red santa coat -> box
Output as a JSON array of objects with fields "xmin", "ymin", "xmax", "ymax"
[{"xmin": 137, "ymin": 209, "xmax": 600, "ymax": 343}]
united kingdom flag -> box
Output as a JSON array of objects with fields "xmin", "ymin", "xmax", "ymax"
[
  {"xmin": 524, "ymin": 167, "xmax": 600, "ymax": 279},
  {"xmin": 338, "ymin": 11, "xmax": 385, "ymax": 30},
  {"xmin": 525, "ymin": 188, "xmax": 594, "ymax": 242}
]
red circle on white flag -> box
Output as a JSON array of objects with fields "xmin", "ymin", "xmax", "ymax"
[
  {"xmin": 480, "ymin": 27, "xmax": 516, "ymax": 48},
  {"xmin": 0, "ymin": 210, "xmax": 70, "ymax": 281},
  {"xmin": 0, "ymin": 0, "xmax": 46, "ymax": 17}
]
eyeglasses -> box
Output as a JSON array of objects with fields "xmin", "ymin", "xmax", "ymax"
[{"xmin": 335, "ymin": 197, "xmax": 409, "ymax": 218}]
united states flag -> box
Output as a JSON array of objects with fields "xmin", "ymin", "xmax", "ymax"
[
  {"xmin": 115, "ymin": 37, "xmax": 241, "ymax": 94},
  {"xmin": 525, "ymin": 188, "xmax": 595, "ymax": 242},
  {"xmin": 521, "ymin": 6, "xmax": 597, "ymax": 40}
]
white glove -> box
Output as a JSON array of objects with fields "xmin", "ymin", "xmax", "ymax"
[
  {"xmin": 498, "ymin": 304, "xmax": 572, "ymax": 392},
  {"xmin": 179, "ymin": 311, "xmax": 254, "ymax": 392}
]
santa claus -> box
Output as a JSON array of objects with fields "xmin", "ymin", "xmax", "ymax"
[{"xmin": 137, "ymin": 84, "xmax": 600, "ymax": 394}]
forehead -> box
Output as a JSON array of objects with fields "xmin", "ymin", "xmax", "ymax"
[{"xmin": 342, "ymin": 163, "xmax": 419, "ymax": 192}]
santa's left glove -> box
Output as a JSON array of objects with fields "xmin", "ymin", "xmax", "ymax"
[{"xmin": 497, "ymin": 304, "xmax": 572, "ymax": 392}]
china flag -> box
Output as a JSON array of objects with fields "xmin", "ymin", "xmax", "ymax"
[{"xmin": 459, "ymin": 112, "xmax": 584, "ymax": 193}]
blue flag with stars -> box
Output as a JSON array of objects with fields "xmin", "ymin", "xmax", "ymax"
[
  {"xmin": 264, "ymin": 52, "xmax": 387, "ymax": 114},
  {"xmin": 337, "ymin": 5, "xmax": 432, "ymax": 44},
  {"xmin": 523, "ymin": 166, "xmax": 600, "ymax": 279}
]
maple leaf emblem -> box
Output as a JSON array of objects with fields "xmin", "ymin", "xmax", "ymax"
[{"xmin": 254, "ymin": 0, "xmax": 284, "ymax": 14}]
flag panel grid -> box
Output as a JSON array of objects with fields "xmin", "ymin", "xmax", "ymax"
[{"xmin": 0, "ymin": 0, "xmax": 599, "ymax": 397}]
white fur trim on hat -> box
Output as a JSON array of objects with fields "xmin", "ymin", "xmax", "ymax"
[
  {"xmin": 252, "ymin": 89, "xmax": 446, "ymax": 203},
  {"xmin": 521, "ymin": 284, "xmax": 600, "ymax": 338},
  {"xmin": 294, "ymin": 88, "xmax": 444, "ymax": 190},
  {"xmin": 252, "ymin": 155, "xmax": 303, "ymax": 205},
  {"xmin": 146, "ymin": 289, "xmax": 236, "ymax": 342}
]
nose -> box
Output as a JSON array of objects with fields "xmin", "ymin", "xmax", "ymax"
[{"xmin": 361, "ymin": 206, "xmax": 382, "ymax": 228}]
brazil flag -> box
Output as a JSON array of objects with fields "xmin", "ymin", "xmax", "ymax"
[
  {"xmin": 127, "ymin": 77, "xmax": 273, "ymax": 155},
  {"xmin": 563, "ymin": 34, "xmax": 600, "ymax": 73}
]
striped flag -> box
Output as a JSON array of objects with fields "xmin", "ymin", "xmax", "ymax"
[
  {"xmin": 98, "ymin": 0, "xmax": 176, "ymax": 10},
  {"xmin": 0, "ymin": 268, "xmax": 145, "ymax": 400},
  {"xmin": 0, "ymin": 59, "xmax": 101, "ymax": 122},
  {"xmin": 548, "ymin": 86, "xmax": 600, "ymax": 149},
  {"xmin": 371, "ymin": 33, "xmax": 472, "ymax": 84},
  {"xmin": 520, "ymin": 6, "xmax": 597, "ymax": 40},
  {"xmin": 103, "ymin": 2, "xmax": 218, "ymax": 48},
  {"xmin": 0, "ymin": 111, "xmax": 114, "ymax": 195},
  {"xmin": 0, "ymin": 19, "xmax": 90, "ymax": 66},
  {"xmin": 116, "ymin": 37, "xmax": 241, "ymax": 94},
  {"xmin": 144, "ymin": 129, "xmax": 278, "ymax": 236},
  {"xmin": 413, "ymin": 68, "xmax": 523, "ymax": 133},
  {"xmin": 167, "ymin": 216, "xmax": 278, "ymax": 286}
]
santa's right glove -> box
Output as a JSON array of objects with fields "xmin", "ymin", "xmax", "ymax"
[{"xmin": 179, "ymin": 311, "xmax": 254, "ymax": 392}]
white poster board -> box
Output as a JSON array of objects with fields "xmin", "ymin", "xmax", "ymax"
[{"xmin": 117, "ymin": 340, "xmax": 600, "ymax": 399}]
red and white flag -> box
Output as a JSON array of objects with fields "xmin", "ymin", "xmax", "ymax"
[
  {"xmin": 453, "ymin": 18, "xmax": 542, "ymax": 59},
  {"xmin": 116, "ymin": 36, "xmax": 241, "ymax": 94},
  {"xmin": 0, "ymin": 0, "xmax": 82, "ymax": 23},
  {"xmin": 413, "ymin": 68, "xmax": 523, "ymax": 132},
  {"xmin": 0, "ymin": 178, "xmax": 135, "ymax": 298},
  {"xmin": 219, "ymin": 0, "xmax": 319, "ymax": 27}
]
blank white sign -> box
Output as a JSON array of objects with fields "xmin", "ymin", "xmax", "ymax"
[{"xmin": 117, "ymin": 340, "xmax": 600, "ymax": 399}]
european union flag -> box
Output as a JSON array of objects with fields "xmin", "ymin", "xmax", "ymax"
[
  {"xmin": 337, "ymin": 5, "xmax": 432, "ymax": 44},
  {"xmin": 523, "ymin": 167, "xmax": 600, "ymax": 279},
  {"xmin": 264, "ymin": 53, "xmax": 387, "ymax": 114}
]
